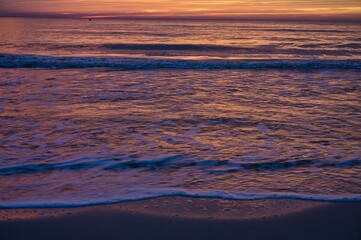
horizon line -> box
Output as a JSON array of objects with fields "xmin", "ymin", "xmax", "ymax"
[{"xmin": 1, "ymin": 12, "xmax": 361, "ymax": 22}]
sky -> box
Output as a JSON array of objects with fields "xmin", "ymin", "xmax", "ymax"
[{"xmin": 0, "ymin": 0, "xmax": 360, "ymax": 20}]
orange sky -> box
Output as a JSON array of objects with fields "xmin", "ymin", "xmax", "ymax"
[{"xmin": 1, "ymin": 0, "xmax": 360, "ymax": 19}]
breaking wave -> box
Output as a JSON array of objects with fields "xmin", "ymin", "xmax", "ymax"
[
  {"xmin": 1, "ymin": 155, "xmax": 360, "ymax": 176},
  {"xmin": 1, "ymin": 54, "xmax": 360, "ymax": 70}
]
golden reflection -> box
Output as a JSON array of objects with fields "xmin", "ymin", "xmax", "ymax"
[{"xmin": 0, "ymin": 0, "xmax": 360, "ymax": 18}]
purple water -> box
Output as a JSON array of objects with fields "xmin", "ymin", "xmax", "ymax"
[{"xmin": 0, "ymin": 18, "xmax": 360, "ymax": 207}]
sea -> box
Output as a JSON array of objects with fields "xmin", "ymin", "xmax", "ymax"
[{"xmin": 0, "ymin": 18, "xmax": 360, "ymax": 208}]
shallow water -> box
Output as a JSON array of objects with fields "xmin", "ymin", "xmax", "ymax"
[{"xmin": 0, "ymin": 18, "xmax": 360, "ymax": 207}]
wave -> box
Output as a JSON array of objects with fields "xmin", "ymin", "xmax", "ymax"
[
  {"xmin": 1, "ymin": 54, "xmax": 360, "ymax": 70},
  {"xmin": 248, "ymin": 28, "xmax": 353, "ymax": 33},
  {"xmin": 22, "ymin": 42, "xmax": 361, "ymax": 54},
  {"xmin": 0, "ymin": 155, "xmax": 359, "ymax": 176},
  {"xmin": 24, "ymin": 43, "xmax": 240, "ymax": 51},
  {"xmin": 1, "ymin": 189, "xmax": 361, "ymax": 209},
  {"xmin": 104, "ymin": 43, "xmax": 239, "ymax": 51}
]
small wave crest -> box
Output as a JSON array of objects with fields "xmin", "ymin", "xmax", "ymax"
[
  {"xmin": 103, "ymin": 43, "xmax": 239, "ymax": 51},
  {"xmin": 0, "ymin": 54, "xmax": 360, "ymax": 70},
  {"xmin": 1, "ymin": 189, "xmax": 361, "ymax": 209},
  {"xmin": 0, "ymin": 156, "xmax": 360, "ymax": 176}
]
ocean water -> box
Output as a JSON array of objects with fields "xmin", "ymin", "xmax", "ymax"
[{"xmin": 0, "ymin": 18, "xmax": 360, "ymax": 207}]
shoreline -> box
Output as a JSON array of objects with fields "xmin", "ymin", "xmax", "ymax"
[
  {"xmin": 0, "ymin": 197, "xmax": 332, "ymax": 221},
  {"xmin": 1, "ymin": 197, "xmax": 361, "ymax": 240}
]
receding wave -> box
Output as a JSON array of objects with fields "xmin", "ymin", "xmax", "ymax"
[
  {"xmin": 1, "ymin": 190, "xmax": 361, "ymax": 209},
  {"xmin": 1, "ymin": 54, "xmax": 360, "ymax": 70}
]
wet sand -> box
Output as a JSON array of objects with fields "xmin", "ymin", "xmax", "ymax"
[{"xmin": 1, "ymin": 197, "xmax": 361, "ymax": 240}]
